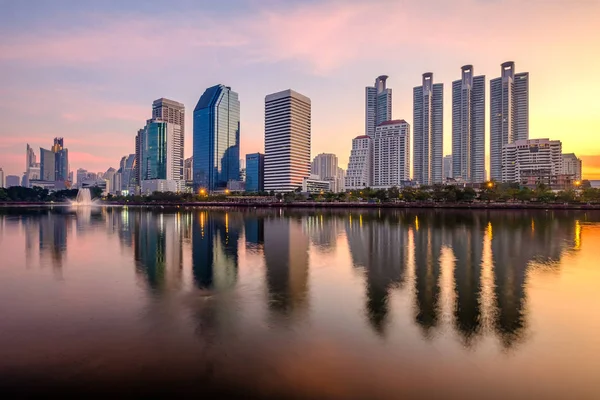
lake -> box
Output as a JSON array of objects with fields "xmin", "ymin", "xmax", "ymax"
[{"xmin": 0, "ymin": 207, "xmax": 599, "ymax": 398}]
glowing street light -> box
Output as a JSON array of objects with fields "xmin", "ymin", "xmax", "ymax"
[
  {"xmin": 224, "ymin": 189, "xmax": 230, "ymax": 195},
  {"xmin": 487, "ymin": 182, "xmax": 494, "ymax": 188},
  {"xmin": 199, "ymin": 188, "xmax": 206, "ymax": 196},
  {"xmin": 574, "ymin": 180, "xmax": 581, "ymax": 187}
]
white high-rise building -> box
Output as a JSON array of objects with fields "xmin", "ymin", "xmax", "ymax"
[
  {"xmin": 264, "ymin": 89, "xmax": 311, "ymax": 192},
  {"xmin": 452, "ymin": 65, "xmax": 486, "ymax": 183},
  {"xmin": 365, "ymin": 75, "xmax": 392, "ymax": 137},
  {"xmin": 501, "ymin": 138, "xmax": 562, "ymax": 183},
  {"xmin": 490, "ymin": 61, "xmax": 529, "ymax": 181},
  {"xmin": 562, "ymin": 153, "xmax": 582, "ymax": 181},
  {"xmin": 372, "ymin": 120, "xmax": 410, "ymax": 189},
  {"xmin": 413, "ymin": 73, "xmax": 443, "ymax": 185},
  {"xmin": 345, "ymin": 135, "xmax": 372, "ymax": 189}
]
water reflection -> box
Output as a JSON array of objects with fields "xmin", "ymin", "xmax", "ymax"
[{"xmin": 0, "ymin": 208, "xmax": 592, "ymax": 350}]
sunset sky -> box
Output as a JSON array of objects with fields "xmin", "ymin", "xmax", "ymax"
[{"xmin": 1, "ymin": 0, "xmax": 599, "ymax": 179}]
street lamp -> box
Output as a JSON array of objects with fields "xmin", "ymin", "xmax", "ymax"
[
  {"xmin": 574, "ymin": 180, "xmax": 581, "ymax": 187},
  {"xmin": 199, "ymin": 188, "xmax": 206, "ymax": 196},
  {"xmin": 225, "ymin": 189, "xmax": 230, "ymax": 195},
  {"xmin": 487, "ymin": 182, "xmax": 494, "ymax": 188}
]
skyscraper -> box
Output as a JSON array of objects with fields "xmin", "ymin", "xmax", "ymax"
[
  {"xmin": 452, "ymin": 65, "xmax": 485, "ymax": 183},
  {"xmin": 134, "ymin": 127, "xmax": 144, "ymax": 189},
  {"xmin": 372, "ymin": 120, "xmax": 410, "ymax": 188},
  {"xmin": 152, "ymin": 98, "xmax": 184, "ymax": 184},
  {"xmin": 365, "ymin": 75, "xmax": 392, "ymax": 137},
  {"xmin": 141, "ymin": 120, "xmax": 183, "ymax": 186},
  {"xmin": 490, "ymin": 61, "xmax": 529, "ymax": 181},
  {"xmin": 413, "ymin": 73, "xmax": 444, "ymax": 185},
  {"xmin": 193, "ymin": 85, "xmax": 240, "ymax": 191},
  {"xmin": 264, "ymin": 89, "xmax": 311, "ymax": 192},
  {"xmin": 345, "ymin": 135, "xmax": 372, "ymax": 189},
  {"xmin": 0, "ymin": 167, "xmax": 4, "ymax": 188},
  {"xmin": 245, "ymin": 153, "xmax": 265, "ymax": 192},
  {"xmin": 40, "ymin": 147, "xmax": 56, "ymax": 182},
  {"xmin": 51, "ymin": 138, "xmax": 69, "ymax": 182}
]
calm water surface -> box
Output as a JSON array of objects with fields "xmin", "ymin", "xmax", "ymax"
[{"xmin": 0, "ymin": 207, "xmax": 599, "ymax": 398}]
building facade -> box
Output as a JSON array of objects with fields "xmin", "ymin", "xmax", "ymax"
[
  {"xmin": 302, "ymin": 175, "xmax": 331, "ymax": 193},
  {"xmin": 413, "ymin": 73, "xmax": 443, "ymax": 185},
  {"xmin": 345, "ymin": 135, "xmax": 372, "ymax": 190},
  {"xmin": 0, "ymin": 167, "xmax": 4, "ymax": 188},
  {"xmin": 264, "ymin": 89, "xmax": 311, "ymax": 192},
  {"xmin": 452, "ymin": 65, "xmax": 485, "ymax": 183},
  {"xmin": 562, "ymin": 153, "xmax": 582, "ymax": 181},
  {"xmin": 6, "ymin": 175, "xmax": 20, "ymax": 188},
  {"xmin": 443, "ymin": 155, "xmax": 453, "ymax": 180},
  {"xmin": 365, "ymin": 75, "xmax": 392, "ymax": 137},
  {"xmin": 193, "ymin": 84, "xmax": 240, "ymax": 191},
  {"xmin": 501, "ymin": 138, "xmax": 562, "ymax": 184},
  {"xmin": 490, "ymin": 61, "xmax": 529, "ymax": 181},
  {"xmin": 245, "ymin": 152, "xmax": 265, "ymax": 192},
  {"xmin": 372, "ymin": 120, "xmax": 410, "ymax": 189},
  {"xmin": 140, "ymin": 120, "xmax": 184, "ymax": 191},
  {"xmin": 40, "ymin": 147, "xmax": 56, "ymax": 182}
]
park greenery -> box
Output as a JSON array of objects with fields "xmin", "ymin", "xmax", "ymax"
[{"xmin": 2, "ymin": 181, "xmax": 600, "ymax": 205}]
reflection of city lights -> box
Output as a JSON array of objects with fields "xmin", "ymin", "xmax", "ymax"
[
  {"xmin": 575, "ymin": 220, "xmax": 582, "ymax": 249},
  {"xmin": 531, "ymin": 219, "xmax": 535, "ymax": 233},
  {"xmin": 359, "ymin": 214, "xmax": 363, "ymax": 228},
  {"xmin": 415, "ymin": 216, "xmax": 419, "ymax": 231},
  {"xmin": 486, "ymin": 222, "xmax": 493, "ymax": 241},
  {"xmin": 225, "ymin": 213, "xmax": 229, "ymax": 233}
]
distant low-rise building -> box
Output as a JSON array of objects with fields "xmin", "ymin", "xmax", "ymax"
[
  {"xmin": 6, "ymin": 175, "xmax": 21, "ymax": 188},
  {"xmin": 141, "ymin": 179, "xmax": 178, "ymax": 194},
  {"xmin": 501, "ymin": 138, "xmax": 562, "ymax": 185},
  {"xmin": 302, "ymin": 174, "xmax": 331, "ymax": 194}
]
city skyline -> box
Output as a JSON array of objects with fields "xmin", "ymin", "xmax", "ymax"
[{"xmin": 1, "ymin": 1, "xmax": 599, "ymax": 179}]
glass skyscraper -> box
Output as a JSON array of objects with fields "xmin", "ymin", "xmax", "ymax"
[
  {"xmin": 245, "ymin": 153, "xmax": 264, "ymax": 192},
  {"xmin": 193, "ymin": 84, "xmax": 240, "ymax": 191},
  {"xmin": 141, "ymin": 121, "xmax": 168, "ymax": 180}
]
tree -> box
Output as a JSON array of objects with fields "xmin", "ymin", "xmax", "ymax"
[
  {"xmin": 557, "ymin": 189, "xmax": 576, "ymax": 203},
  {"xmin": 401, "ymin": 187, "xmax": 416, "ymax": 202},
  {"xmin": 534, "ymin": 183, "xmax": 555, "ymax": 203},
  {"xmin": 516, "ymin": 187, "xmax": 532, "ymax": 203},
  {"xmin": 463, "ymin": 187, "xmax": 477, "ymax": 202},
  {"xmin": 388, "ymin": 186, "xmax": 400, "ymax": 200}
]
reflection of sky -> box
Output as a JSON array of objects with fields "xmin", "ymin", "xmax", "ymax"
[{"xmin": 0, "ymin": 209, "xmax": 598, "ymax": 397}]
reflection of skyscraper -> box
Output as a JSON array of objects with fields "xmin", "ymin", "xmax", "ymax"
[
  {"xmin": 39, "ymin": 213, "xmax": 68, "ymax": 269},
  {"xmin": 448, "ymin": 213, "xmax": 484, "ymax": 345},
  {"xmin": 346, "ymin": 211, "xmax": 408, "ymax": 334},
  {"xmin": 192, "ymin": 211, "xmax": 239, "ymax": 290},
  {"xmin": 264, "ymin": 216, "xmax": 309, "ymax": 315},
  {"xmin": 244, "ymin": 216, "xmax": 265, "ymax": 250},
  {"xmin": 413, "ymin": 214, "xmax": 443, "ymax": 335},
  {"xmin": 134, "ymin": 211, "xmax": 183, "ymax": 291}
]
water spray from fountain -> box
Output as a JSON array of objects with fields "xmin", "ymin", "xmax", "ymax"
[{"xmin": 71, "ymin": 188, "xmax": 95, "ymax": 206}]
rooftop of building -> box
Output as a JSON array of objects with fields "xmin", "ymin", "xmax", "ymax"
[{"xmin": 378, "ymin": 119, "xmax": 408, "ymax": 126}]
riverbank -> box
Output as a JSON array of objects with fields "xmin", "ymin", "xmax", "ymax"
[{"xmin": 2, "ymin": 201, "xmax": 600, "ymax": 210}]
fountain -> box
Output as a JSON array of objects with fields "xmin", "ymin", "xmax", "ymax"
[{"xmin": 71, "ymin": 188, "xmax": 94, "ymax": 206}]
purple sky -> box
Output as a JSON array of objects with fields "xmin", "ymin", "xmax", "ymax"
[{"xmin": 1, "ymin": 0, "xmax": 600, "ymax": 178}]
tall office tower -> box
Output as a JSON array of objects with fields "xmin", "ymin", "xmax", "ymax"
[
  {"xmin": 490, "ymin": 61, "xmax": 529, "ymax": 181},
  {"xmin": 141, "ymin": 120, "xmax": 183, "ymax": 184},
  {"xmin": 264, "ymin": 89, "xmax": 311, "ymax": 192},
  {"xmin": 501, "ymin": 138, "xmax": 562, "ymax": 183},
  {"xmin": 562, "ymin": 153, "xmax": 583, "ymax": 181},
  {"xmin": 120, "ymin": 154, "xmax": 136, "ymax": 192},
  {"xmin": 0, "ymin": 167, "xmax": 4, "ymax": 188},
  {"xmin": 193, "ymin": 84, "xmax": 240, "ymax": 191},
  {"xmin": 413, "ymin": 73, "xmax": 444, "ymax": 185},
  {"xmin": 372, "ymin": 120, "xmax": 410, "ymax": 188},
  {"xmin": 40, "ymin": 147, "xmax": 56, "ymax": 181},
  {"xmin": 26, "ymin": 144, "xmax": 36, "ymax": 170},
  {"xmin": 443, "ymin": 155, "xmax": 453, "ymax": 180},
  {"xmin": 245, "ymin": 153, "xmax": 265, "ymax": 192},
  {"xmin": 152, "ymin": 98, "xmax": 184, "ymax": 182},
  {"xmin": 51, "ymin": 137, "xmax": 69, "ymax": 182},
  {"xmin": 452, "ymin": 65, "xmax": 486, "ymax": 183},
  {"xmin": 365, "ymin": 75, "xmax": 392, "ymax": 137},
  {"xmin": 345, "ymin": 135, "xmax": 373, "ymax": 189},
  {"xmin": 134, "ymin": 128, "xmax": 144, "ymax": 188}
]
